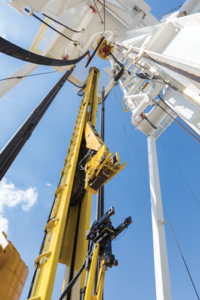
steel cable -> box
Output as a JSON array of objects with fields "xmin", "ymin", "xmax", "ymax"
[
  {"xmin": 0, "ymin": 70, "xmax": 57, "ymax": 82},
  {"xmin": 116, "ymin": 81, "xmax": 200, "ymax": 299},
  {"xmin": 156, "ymin": 5, "xmax": 182, "ymax": 18},
  {"xmin": 93, "ymin": 0, "xmax": 104, "ymax": 23},
  {"xmin": 114, "ymin": 87, "xmax": 152, "ymax": 234},
  {"xmin": 163, "ymin": 204, "xmax": 200, "ymax": 300},
  {"xmin": 117, "ymin": 87, "xmax": 149, "ymax": 168}
]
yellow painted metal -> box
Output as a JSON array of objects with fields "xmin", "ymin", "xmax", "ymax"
[
  {"xmin": 28, "ymin": 67, "xmax": 99, "ymax": 300},
  {"xmin": 29, "ymin": 18, "xmax": 51, "ymax": 55},
  {"xmin": 96, "ymin": 38, "xmax": 114, "ymax": 60},
  {"xmin": 90, "ymin": 69, "xmax": 99, "ymax": 127},
  {"xmin": 84, "ymin": 243, "xmax": 100, "ymax": 300},
  {"xmin": 153, "ymin": 111, "xmax": 177, "ymax": 139},
  {"xmin": 69, "ymin": 190, "xmax": 93, "ymax": 300},
  {"xmin": 44, "ymin": 218, "xmax": 59, "ymax": 231},
  {"xmin": 85, "ymin": 122, "xmax": 104, "ymax": 151},
  {"xmin": 59, "ymin": 206, "xmax": 79, "ymax": 266},
  {"xmin": 0, "ymin": 231, "xmax": 29, "ymax": 300},
  {"xmin": 62, "ymin": 68, "xmax": 100, "ymax": 300},
  {"xmin": 121, "ymin": 96, "xmax": 131, "ymax": 112},
  {"xmin": 96, "ymin": 258, "xmax": 105, "ymax": 300},
  {"xmin": 85, "ymin": 144, "xmax": 126, "ymax": 194},
  {"xmin": 34, "ymin": 252, "xmax": 51, "ymax": 268}
]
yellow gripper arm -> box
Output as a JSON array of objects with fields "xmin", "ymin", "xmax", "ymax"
[{"xmin": 84, "ymin": 122, "xmax": 126, "ymax": 194}]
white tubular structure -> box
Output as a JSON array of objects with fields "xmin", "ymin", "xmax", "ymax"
[
  {"xmin": 148, "ymin": 136, "xmax": 172, "ymax": 300},
  {"xmin": 0, "ymin": 63, "xmax": 38, "ymax": 98}
]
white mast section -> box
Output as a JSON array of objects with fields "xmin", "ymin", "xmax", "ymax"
[
  {"xmin": 148, "ymin": 136, "xmax": 172, "ymax": 300},
  {"xmin": 0, "ymin": 63, "xmax": 38, "ymax": 98}
]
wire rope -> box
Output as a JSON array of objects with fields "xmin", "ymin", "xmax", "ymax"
[
  {"xmin": 117, "ymin": 87, "xmax": 149, "ymax": 168},
  {"xmin": 116, "ymin": 80, "xmax": 200, "ymax": 298},
  {"xmin": 114, "ymin": 87, "xmax": 152, "ymax": 234},
  {"xmin": 158, "ymin": 139, "xmax": 200, "ymax": 206},
  {"xmin": 93, "ymin": 0, "xmax": 104, "ymax": 23},
  {"xmin": 148, "ymin": 95, "xmax": 200, "ymax": 143},
  {"xmin": 156, "ymin": 5, "xmax": 182, "ymax": 18},
  {"xmin": 103, "ymin": 0, "xmax": 106, "ymax": 33},
  {"xmin": 0, "ymin": 70, "xmax": 57, "ymax": 82},
  {"xmin": 163, "ymin": 204, "xmax": 200, "ymax": 300}
]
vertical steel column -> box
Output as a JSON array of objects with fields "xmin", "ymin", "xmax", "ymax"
[
  {"xmin": 100, "ymin": 87, "xmax": 105, "ymax": 217},
  {"xmin": 96, "ymin": 86, "xmax": 105, "ymax": 219},
  {"xmin": 95, "ymin": 87, "xmax": 105, "ymax": 293},
  {"xmin": 147, "ymin": 136, "xmax": 172, "ymax": 300}
]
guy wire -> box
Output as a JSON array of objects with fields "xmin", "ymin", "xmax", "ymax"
[{"xmin": 114, "ymin": 87, "xmax": 152, "ymax": 234}]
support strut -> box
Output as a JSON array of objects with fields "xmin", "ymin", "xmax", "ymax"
[{"xmin": 0, "ymin": 67, "xmax": 75, "ymax": 181}]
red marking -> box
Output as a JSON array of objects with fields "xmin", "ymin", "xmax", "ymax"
[
  {"xmin": 102, "ymin": 46, "xmax": 110, "ymax": 56},
  {"xmin": 140, "ymin": 113, "xmax": 145, "ymax": 120},
  {"xmin": 61, "ymin": 54, "xmax": 69, "ymax": 60},
  {"xmin": 87, "ymin": 51, "xmax": 91, "ymax": 58},
  {"xmin": 90, "ymin": 6, "xmax": 96, "ymax": 13}
]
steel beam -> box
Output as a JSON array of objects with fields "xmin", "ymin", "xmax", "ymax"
[{"xmin": 147, "ymin": 136, "xmax": 172, "ymax": 300}]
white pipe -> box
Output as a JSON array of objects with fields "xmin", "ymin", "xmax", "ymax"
[{"xmin": 180, "ymin": 0, "xmax": 200, "ymax": 14}]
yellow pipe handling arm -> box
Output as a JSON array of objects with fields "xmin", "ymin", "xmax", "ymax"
[
  {"xmin": 84, "ymin": 122, "xmax": 126, "ymax": 194},
  {"xmin": 27, "ymin": 67, "xmax": 125, "ymax": 300}
]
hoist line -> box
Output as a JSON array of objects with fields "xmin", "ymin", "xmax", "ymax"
[
  {"xmin": 0, "ymin": 67, "xmax": 75, "ymax": 181},
  {"xmin": 93, "ymin": 0, "xmax": 104, "ymax": 23},
  {"xmin": 85, "ymin": 36, "xmax": 105, "ymax": 68},
  {"xmin": 0, "ymin": 37, "xmax": 89, "ymax": 66},
  {"xmin": 157, "ymin": 95, "xmax": 200, "ymax": 139},
  {"xmin": 132, "ymin": 128, "xmax": 148, "ymax": 168},
  {"xmin": 0, "ymin": 70, "xmax": 57, "ymax": 82},
  {"xmin": 158, "ymin": 139, "xmax": 200, "ymax": 206},
  {"xmin": 114, "ymin": 87, "xmax": 152, "ymax": 234},
  {"xmin": 0, "ymin": 70, "xmax": 85, "ymax": 89},
  {"xmin": 148, "ymin": 94, "xmax": 200, "ymax": 143},
  {"xmin": 162, "ymin": 204, "xmax": 200, "ymax": 300},
  {"xmin": 103, "ymin": 0, "xmax": 106, "ymax": 33},
  {"xmin": 122, "ymin": 99, "xmax": 200, "ymax": 298},
  {"xmin": 117, "ymin": 80, "xmax": 200, "ymax": 298},
  {"xmin": 25, "ymin": 9, "xmax": 78, "ymax": 43},
  {"xmin": 117, "ymin": 87, "xmax": 149, "ymax": 168},
  {"xmin": 156, "ymin": 5, "xmax": 182, "ymax": 18}
]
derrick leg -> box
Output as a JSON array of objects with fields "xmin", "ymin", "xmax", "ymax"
[
  {"xmin": 0, "ymin": 63, "xmax": 38, "ymax": 98},
  {"xmin": 147, "ymin": 136, "xmax": 172, "ymax": 300}
]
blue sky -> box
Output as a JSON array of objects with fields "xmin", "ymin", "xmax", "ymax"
[{"xmin": 0, "ymin": 1, "xmax": 200, "ymax": 300}]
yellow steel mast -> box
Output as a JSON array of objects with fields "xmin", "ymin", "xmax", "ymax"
[{"xmin": 28, "ymin": 67, "xmax": 126, "ymax": 300}]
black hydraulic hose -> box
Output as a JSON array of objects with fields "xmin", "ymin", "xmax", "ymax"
[
  {"xmin": 25, "ymin": 9, "xmax": 78, "ymax": 43},
  {"xmin": 85, "ymin": 36, "xmax": 105, "ymax": 68},
  {"xmin": 0, "ymin": 132, "xmax": 32, "ymax": 181},
  {"xmin": 58, "ymin": 241, "xmax": 94, "ymax": 300},
  {"xmin": 43, "ymin": 13, "xmax": 83, "ymax": 33},
  {"xmin": 109, "ymin": 52, "xmax": 124, "ymax": 82},
  {"xmin": 79, "ymin": 149, "xmax": 93, "ymax": 171},
  {"xmin": 144, "ymin": 116, "xmax": 157, "ymax": 130},
  {"xmin": 0, "ymin": 68, "xmax": 74, "ymax": 181},
  {"xmin": 0, "ymin": 37, "xmax": 89, "ymax": 66},
  {"xmin": 59, "ymin": 262, "xmax": 86, "ymax": 300}
]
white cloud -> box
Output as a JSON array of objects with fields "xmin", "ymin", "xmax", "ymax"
[
  {"xmin": 46, "ymin": 183, "xmax": 52, "ymax": 187},
  {"xmin": 1, "ymin": 34, "xmax": 7, "ymax": 40},
  {"xmin": 0, "ymin": 178, "xmax": 38, "ymax": 233},
  {"xmin": 0, "ymin": 215, "xmax": 9, "ymax": 233}
]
